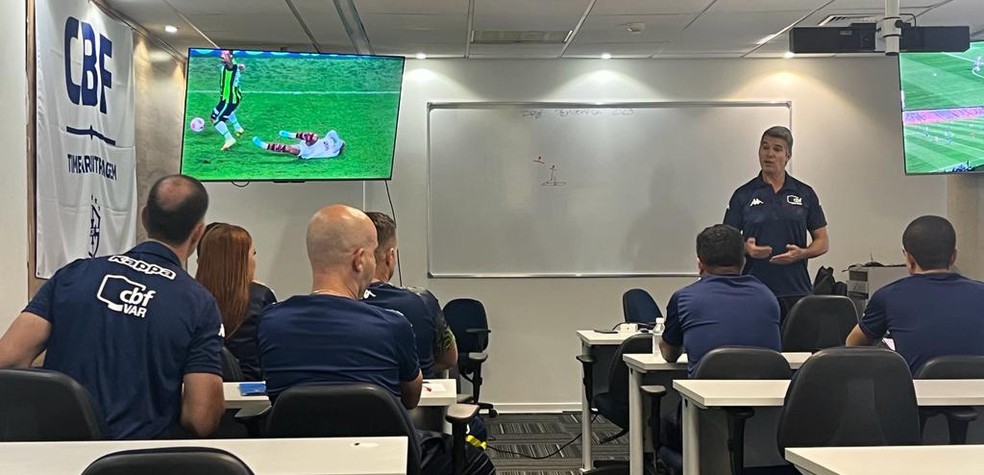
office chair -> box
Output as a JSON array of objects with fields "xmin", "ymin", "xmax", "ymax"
[
  {"xmin": 221, "ymin": 347, "xmax": 245, "ymax": 382},
  {"xmin": 577, "ymin": 334, "xmax": 667, "ymax": 473},
  {"xmin": 443, "ymin": 298, "xmax": 496, "ymax": 416},
  {"xmin": 914, "ymin": 355, "xmax": 984, "ymax": 444},
  {"xmin": 778, "ymin": 347, "xmax": 921, "ymax": 454},
  {"xmin": 622, "ymin": 288, "xmax": 662, "ymax": 326},
  {"xmin": 665, "ymin": 347, "xmax": 793, "ymax": 475},
  {"xmin": 81, "ymin": 447, "xmax": 254, "ymax": 475},
  {"xmin": 781, "ymin": 295, "xmax": 858, "ymax": 352},
  {"xmin": 0, "ymin": 368, "xmax": 104, "ymax": 441},
  {"xmin": 263, "ymin": 383, "xmax": 478, "ymax": 475}
]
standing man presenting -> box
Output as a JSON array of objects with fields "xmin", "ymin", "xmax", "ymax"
[{"xmin": 724, "ymin": 126, "xmax": 829, "ymax": 318}]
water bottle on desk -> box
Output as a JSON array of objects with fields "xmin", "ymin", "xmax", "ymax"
[{"xmin": 652, "ymin": 317, "xmax": 665, "ymax": 355}]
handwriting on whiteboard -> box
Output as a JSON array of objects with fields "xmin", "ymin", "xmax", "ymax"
[
  {"xmin": 542, "ymin": 165, "xmax": 567, "ymax": 187},
  {"xmin": 520, "ymin": 108, "xmax": 635, "ymax": 119}
]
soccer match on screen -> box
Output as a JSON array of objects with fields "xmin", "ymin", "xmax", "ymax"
[
  {"xmin": 900, "ymin": 41, "xmax": 984, "ymax": 175},
  {"xmin": 180, "ymin": 49, "xmax": 405, "ymax": 181}
]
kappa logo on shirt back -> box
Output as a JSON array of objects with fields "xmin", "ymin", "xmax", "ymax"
[
  {"xmin": 97, "ymin": 275, "xmax": 156, "ymax": 318},
  {"xmin": 749, "ymin": 198, "xmax": 764, "ymax": 207},
  {"xmin": 108, "ymin": 255, "xmax": 176, "ymax": 280}
]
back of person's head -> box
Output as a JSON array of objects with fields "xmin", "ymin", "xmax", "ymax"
[
  {"xmin": 902, "ymin": 215, "xmax": 956, "ymax": 271},
  {"xmin": 306, "ymin": 205, "xmax": 377, "ymax": 288},
  {"xmin": 761, "ymin": 125, "xmax": 793, "ymax": 154},
  {"xmin": 144, "ymin": 174, "xmax": 209, "ymax": 246},
  {"xmin": 365, "ymin": 211, "xmax": 397, "ymax": 261},
  {"xmin": 196, "ymin": 223, "xmax": 253, "ymax": 336},
  {"xmin": 697, "ymin": 224, "xmax": 745, "ymax": 271}
]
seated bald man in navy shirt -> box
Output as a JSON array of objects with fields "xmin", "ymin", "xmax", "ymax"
[
  {"xmin": 0, "ymin": 175, "xmax": 225, "ymax": 439},
  {"xmin": 847, "ymin": 215, "xmax": 984, "ymax": 373},
  {"xmin": 258, "ymin": 205, "xmax": 494, "ymax": 475},
  {"xmin": 659, "ymin": 224, "xmax": 782, "ymax": 376}
]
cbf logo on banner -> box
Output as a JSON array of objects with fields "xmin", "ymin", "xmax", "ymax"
[{"xmin": 36, "ymin": 0, "xmax": 136, "ymax": 278}]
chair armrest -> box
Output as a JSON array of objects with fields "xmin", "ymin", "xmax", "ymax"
[
  {"xmin": 576, "ymin": 354, "xmax": 595, "ymax": 365},
  {"xmin": 465, "ymin": 328, "xmax": 491, "ymax": 335},
  {"xmin": 234, "ymin": 404, "xmax": 272, "ymax": 422},
  {"xmin": 944, "ymin": 407, "xmax": 980, "ymax": 423},
  {"xmin": 641, "ymin": 385, "xmax": 667, "ymax": 398},
  {"xmin": 445, "ymin": 403, "xmax": 481, "ymax": 425},
  {"xmin": 467, "ymin": 352, "xmax": 488, "ymax": 364}
]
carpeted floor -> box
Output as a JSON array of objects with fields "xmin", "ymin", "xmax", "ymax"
[{"xmin": 484, "ymin": 412, "xmax": 628, "ymax": 475}]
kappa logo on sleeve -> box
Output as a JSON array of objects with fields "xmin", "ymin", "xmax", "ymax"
[{"xmin": 97, "ymin": 275, "xmax": 157, "ymax": 318}]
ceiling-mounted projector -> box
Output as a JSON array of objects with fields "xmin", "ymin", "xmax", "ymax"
[{"xmin": 789, "ymin": 23, "xmax": 970, "ymax": 54}]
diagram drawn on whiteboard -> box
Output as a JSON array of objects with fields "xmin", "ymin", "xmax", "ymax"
[{"xmin": 542, "ymin": 164, "xmax": 567, "ymax": 186}]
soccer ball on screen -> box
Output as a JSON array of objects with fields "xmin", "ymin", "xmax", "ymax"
[{"xmin": 189, "ymin": 117, "xmax": 205, "ymax": 132}]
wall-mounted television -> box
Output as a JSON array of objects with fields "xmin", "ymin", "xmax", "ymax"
[
  {"xmin": 900, "ymin": 41, "xmax": 984, "ymax": 174},
  {"xmin": 180, "ymin": 48, "xmax": 405, "ymax": 181}
]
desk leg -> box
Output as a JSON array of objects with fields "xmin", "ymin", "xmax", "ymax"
[
  {"xmin": 629, "ymin": 367, "xmax": 643, "ymax": 475},
  {"xmin": 682, "ymin": 397, "xmax": 700, "ymax": 475},
  {"xmin": 581, "ymin": 341, "xmax": 593, "ymax": 473}
]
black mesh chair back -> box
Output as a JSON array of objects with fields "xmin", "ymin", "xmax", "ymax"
[
  {"xmin": 694, "ymin": 346, "xmax": 792, "ymax": 380},
  {"xmin": 621, "ymin": 288, "xmax": 662, "ymax": 326},
  {"xmin": 781, "ymin": 295, "xmax": 858, "ymax": 352},
  {"xmin": 604, "ymin": 334, "xmax": 653, "ymax": 417},
  {"xmin": 443, "ymin": 298, "xmax": 490, "ymax": 354},
  {"xmin": 266, "ymin": 383, "xmax": 422, "ymax": 475},
  {"xmin": 81, "ymin": 447, "xmax": 254, "ymax": 475},
  {"xmin": 915, "ymin": 355, "xmax": 984, "ymax": 379},
  {"xmin": 778, "ymin": 347, "xmax": 921, "ymax": 452},
  {"xmin": 0, "ymin": 368, "xmax": 104, "ymax": 441},
  {"xmin": 221, "ymin": 347, "xmax": 245, "ymax": 382}
]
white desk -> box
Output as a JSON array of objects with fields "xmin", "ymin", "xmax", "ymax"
[
  {"xmin": 0, "ymin": 437, "xmax": 407, "ymax": 474},
  {"xmin": 224, "ymin": 379, "xmax": 458, "ymax": 410},
  {"xmin": 577, "ymin": 329, "xmax": 643, "ymax": 471},
  {"xmin": 786, "ymin": 445, "xmax": 984, "ymax": 475},
  {"xmin": 675, "ymin": 379, "xmax": 984, "ymax": 475},
  {"xmin": 621, "ymin": 352, "xmax": 811, "ymax": 475}
]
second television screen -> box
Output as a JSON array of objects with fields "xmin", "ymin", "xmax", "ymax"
[{"xmin": 181, "ymin": 49, "xmax": 405, "ymax": 181}]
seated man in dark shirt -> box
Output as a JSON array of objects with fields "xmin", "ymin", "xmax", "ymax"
[
  {"xmin": 0, "ymin": 175, "xmax": 225, "ymax": 439},
  {"xmin": 363, "ymin": 211, "xmax": 457, "ymax": 378},
  {"xmin": 660, "ymin": 224, "xmax": 782, "ymax": 376},
  {"xmin": 258, "ymin": 204, "xmax": 494, "ymax": 475},
  {"xmin": 847, "ymin": 215, "xmax": 984, "ymax": 373}
]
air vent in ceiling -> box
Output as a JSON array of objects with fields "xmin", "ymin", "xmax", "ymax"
[
  {"xmin": 471, "ymin": 30, "xmax": 572, "ymax": 44},
  {"xmin": 818, "ymin": 14, "xmax": 882, "ymax": 27}
]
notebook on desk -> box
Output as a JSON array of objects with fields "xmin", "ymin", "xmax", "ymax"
[{"xmin": 238, "ymin": 382, "xmax": 267, "ymax": 396}]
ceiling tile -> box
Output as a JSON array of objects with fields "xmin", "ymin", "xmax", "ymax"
[
  {"xmin": 590, "ymin": 0, "xmax": 714, "ymax": 15},
  {"xmin": 563, "ymin": 42, "xmax": 665, "ymax": 57},
  {"xmin": 291, "ymin": 0, "xmax": 355, "ymax": 47},
  {"xmin": 572, "ymin": 14, "xmax": 694, "ymax": 43},
  {"xmin": 469, "ymin": 43, "xmax": 565, "ymax": 58},
  {"xmin": 355, "ymin": 0, "xmax": 468, "ymax": 15},
  {"xmin": 362, "ymin": 13, "xmax": 466, "ymax": 45},
  {"xmin": 662, "ymin": 10, "xmax": 812, "ymax": 54},
  {"xmin": 474, "ymin": 0, "xmax": 589, "ymax": 31}
]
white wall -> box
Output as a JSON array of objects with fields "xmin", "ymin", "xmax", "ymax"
[
  {"xmin": 365, "ymin": 58, "xmax": 948, "ymax": 410},
  {"xmin": 0, "ymin": 1, "xmax": 28, "ymax": 331}
]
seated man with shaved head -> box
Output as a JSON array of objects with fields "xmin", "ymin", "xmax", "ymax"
[
  {"xmin": 257, "ymin": 205, "xmax": 494, "ymax": 475},
  {"xmin": 0, "ymin": 174, "xmax": 225, "ymax": 439}
]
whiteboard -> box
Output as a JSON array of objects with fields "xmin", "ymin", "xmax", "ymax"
[{"xmin": 427, "ymin": 102, "xmax": 792, "ymax": 277}]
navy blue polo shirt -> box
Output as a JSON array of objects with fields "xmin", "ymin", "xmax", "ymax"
[
  {"xmin": 365, "ymin": 282, "xmax": 449, "ymax": 378},
  {"xmin": 24, "ymin": 241, "xmax": 223, "ymax": 440},
  {"xmin": 662, "ymin": 274, "xmax": 782, "ymax": 376},
  {"xmin": 257, "ymin": 294, "xmax": 420, "ymax": 402},
  {"xmin": 859, "ymin": 273, "xmax": 984, "ymax": 373},
  {"xmin": 723, "ymin": 173, "xmax": 827, "ymax": 298}
]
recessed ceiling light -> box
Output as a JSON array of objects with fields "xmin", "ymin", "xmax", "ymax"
[
  {"xmin": 164, "ymin": 25, "xmax": 178, "ymax": 34},
  {"xmin": 415, "ymin": 52, "xmax": 427, "ymax": 60},
  {"xmin": 783, "ymin": 51, "xmax": 795, "ymax": 59},
  {"xmin": 601, "ymin": 52, "xmax": 612, "ymax": 60}
]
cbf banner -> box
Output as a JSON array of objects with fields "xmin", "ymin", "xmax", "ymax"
[{"xmin": 36, "ymin": 0, "xmax": 136, "ymax": 278}]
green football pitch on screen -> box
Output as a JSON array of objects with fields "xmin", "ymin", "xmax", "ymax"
[
  {"xmin": 180, "ymin": 49, "xmax": 405, "ymax": 181},
  {"xmin": 900, "ymin": 42, "xmax": 984, "ymax": 175}
]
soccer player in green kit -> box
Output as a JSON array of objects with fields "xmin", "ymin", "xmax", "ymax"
[{"xmin": 211, "ymin": 50, "xmax": 246, "ymax": 151}]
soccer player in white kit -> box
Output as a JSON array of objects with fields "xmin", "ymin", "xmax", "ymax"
[{"xmin": 252, "ymin": 130, "xmax": 345, "ymax": 159}]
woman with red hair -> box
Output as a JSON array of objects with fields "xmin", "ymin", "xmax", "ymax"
[{"xmin": 196, "ymin": 223, "xmax": 276, "ymax": 380}]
